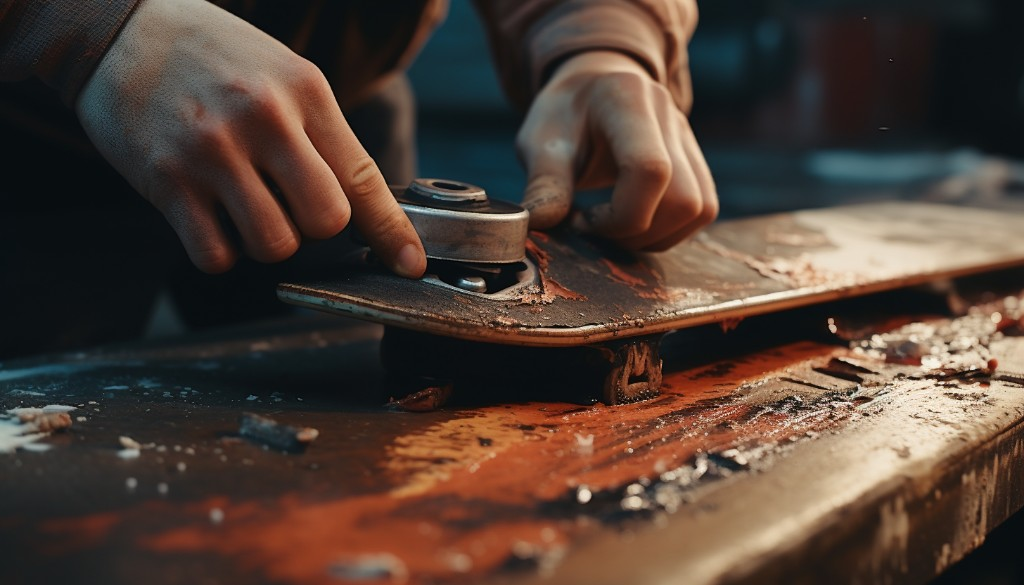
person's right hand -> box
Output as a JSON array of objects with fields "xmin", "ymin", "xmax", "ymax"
[{"xmin": 75, "ymin": 0, "xmax": 426, "ymax": 277}]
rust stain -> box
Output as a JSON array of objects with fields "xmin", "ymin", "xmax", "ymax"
[
  {"xmin": 528, "ymin": 230, "xmax": 550, "ymax": 243},
  {"xmin": 36, "ymin": 512, "xmax": 122, "ymax": 557},
  {"xmin": 47, "ymin": 341, "xmax": 879, "ymax": 585},
  {"xmin": 385, "ymin": 412, "xmax": 534, "ymax": 497},
  {"xmin": 719, "ymin": 317, "xmax": 744, "ymax": 333},
  {"xmin": 600, "ymin": 259, "xmax": 647, "ymax": 288},
  {"xmin": 597, "ymin": 258, "xmax": 678, "ymax": 302},
  {"xmin": 521, "ymin": 239, "xmax": 587, "ymax": 304},
  {"xmin": 27, "ymin": 303, "xmax": 1024, "ymax": 585}
]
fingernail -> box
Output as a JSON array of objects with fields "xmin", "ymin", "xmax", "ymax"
[{"xmin": 394, "ymin": 243, "xmax": 425, "ymax": 279}]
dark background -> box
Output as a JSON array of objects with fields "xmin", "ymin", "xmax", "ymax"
[{"xmin": 406, "ymin": 2, "xmax": 1024, "ymax": 584}]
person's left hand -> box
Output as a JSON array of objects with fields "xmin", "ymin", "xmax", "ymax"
[{"xmin": 517, "ymin": 50, "xmax": 717, "ymax": 251}]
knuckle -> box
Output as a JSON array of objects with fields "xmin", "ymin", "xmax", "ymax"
[
  {"xmin": 156, "ymin": 200, "xmax": 237, "ymax": 274},
  {"xmin": 243, "ymin": 84, "xmax": 283, "ymax": 120},
  {"xmin": 595, "ymin": 70, "xmax": 648, "ymax": 101},
  {"xmin": 527, "ymin": 204, "xmax": 570, "ymax": 230},
  {"xmin": 304, "ymin": 203, "xmax": 351, "ymax": 239},
  {"xmin": 622, "ymin": 155, "xmax": 672, "ymax": 187},
  {"xmin": 224, "ymin": 77, "xmax": 284, "ymax": 122},
  {"xmin": 609, "ymin": 70, "xmax": 647, "ymax": 92},
  {"xmin": 191, "ymin": 244, "xmax": 236, "ymax": 274},
  {"xmin": 251, "ymin": 231, "xmax": 300, "ymax": 263},
  {"xmin": 345, "ymin": 156, "xmax": 386, "ymax": 201},
  {"xmin": 192, "ymin": 118, "xmax": 233, "ymax": 153},
  {"xmin": 369, "ymin": 208, "xmax": 412, "ymax": 239},
  {"xmin": 669, "ymin": 192, "xmax": 703, "ymax": 221},
  {"xmin": 291, "ymin": 58, "xmax": 331, "ymax": 97}
]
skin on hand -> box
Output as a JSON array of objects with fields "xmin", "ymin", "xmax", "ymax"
[
  {"xmin": 517, "ymin": 50, "xmax": 718, "ymax": 251},
  {"xmin": 75, "ymin": 0, "xmax": 426, "ymax": 277}
]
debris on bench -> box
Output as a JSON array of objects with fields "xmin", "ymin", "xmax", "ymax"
[{"xmin": 238, "ymin": 412, "xmax": 319, "ymax": 452}]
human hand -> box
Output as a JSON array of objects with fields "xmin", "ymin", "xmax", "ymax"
[
  {"xmin": 75, "ymin": 0, "xmax": 426, "ymax": 277},
  {"xmin": 517, "ymin": 51, "xmax": 717, "ymax": 251}
]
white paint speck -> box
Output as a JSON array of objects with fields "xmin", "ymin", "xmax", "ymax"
[
  {"xmin": 119, "ymin": 436, "xmax": 142, "ymax": 450},
  {"xmin": 576, "ymin": 485, "xmax": 593, "ymax": 504}
]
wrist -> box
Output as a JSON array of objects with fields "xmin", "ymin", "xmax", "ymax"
[{"xmin": 544, "ymin": 50, "xmax": 654, "ymax": 89}]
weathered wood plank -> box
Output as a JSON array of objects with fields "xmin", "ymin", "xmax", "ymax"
[{"xmin": 0, "ymin": 294, "xmax": 1022, "ymax": 585}]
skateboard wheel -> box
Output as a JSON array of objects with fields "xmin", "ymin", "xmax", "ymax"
[{"xmin": 393, "ymin": 178, "xmax": 529, "ymax": 264}]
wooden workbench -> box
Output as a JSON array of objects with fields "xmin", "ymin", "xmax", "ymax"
[{"xmin": 2, "ymin": 276, "xmax": 1023, "ymax": 585}]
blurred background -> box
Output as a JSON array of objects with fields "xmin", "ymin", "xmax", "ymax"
[
  {"xmin": 410, "ymin": 0, "xmax": 1024, "ymax": 217},
  {"xmin": 406, "ymin": 2, "xmax": 1024, "ymax": 584}
]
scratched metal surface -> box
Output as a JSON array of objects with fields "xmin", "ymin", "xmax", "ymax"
[
  {"xmin": 2, "ymin": 290, "xmax": 1024, "ymax": 585},
  {"xmin": 278, "ymin": 201, "xmax": 1024, "ymax": 346}
]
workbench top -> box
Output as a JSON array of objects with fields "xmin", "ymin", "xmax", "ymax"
[{"xmin": 2, "ymin": 285, "xmax": 1023, "ymax": 585}]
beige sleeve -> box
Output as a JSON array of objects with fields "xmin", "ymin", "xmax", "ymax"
[
  {"xmin": 471, "ymin": 0, "xmax": 697, "ymax": 113},
  {"xmin": 0, "ymin": 0, "xmax": 143, "ymax": 106}
]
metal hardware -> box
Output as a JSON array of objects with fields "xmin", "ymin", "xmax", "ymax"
[
  {"xmin": 407, "ymin": 178, "xmax": 488, "ymax": 203},
  {"xmin": 452, "ymin": 275, "xmax": 488, "ymax": 293},
  {"xmin": 392, "ymin": 178, "xmax": 529, "ymax": 264},
  {"xmin": 380, "ymin": 328, "xmax": 665, "ymax": 408}
]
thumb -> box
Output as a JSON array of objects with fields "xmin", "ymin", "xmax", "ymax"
[{"xmin": 520, "ymin": 139, "xmax": 577, "ymax": 230}]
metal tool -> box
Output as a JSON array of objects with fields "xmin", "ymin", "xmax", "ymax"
[{"xmin": 393, "ymin": 178, "xmax": 529, "ymax": 265}]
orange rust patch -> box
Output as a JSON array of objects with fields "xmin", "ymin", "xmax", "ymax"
[
  {"xmin": 36, "ymin": 511, "xmax": 122, "ymax": 556},
  {"xmin": 720, "ymin": 317, "xmax": 745, "ymax": 333},
  {"xmin": 523, "ymin": 239, "xmax": 587, "ymax": 303},
  {"xmin": 36, "ymin": 341, "xmax": 880, "ymax": 585},
  {"xmin": 600, "ymin": 259, "xmax": 647, "ymax": 288},
  {"xmin": 598, "ymin": 258, "xmax": 677, "ymax": 302}
]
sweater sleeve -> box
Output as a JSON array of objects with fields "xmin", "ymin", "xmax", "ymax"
[
  {"xmin": 0, "ymin": 0, "xmax": 143, "ymax": 106},
  {"xmin": 471, "ymin": 0, "xmax": 697, "ymax": 113}
]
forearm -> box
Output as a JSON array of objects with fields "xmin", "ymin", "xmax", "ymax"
[
  {"xmin": 0, "ymin": 0, "xmax": 143, "ymax": 105},
  {"xmin": 471, "ymin": 0, "xmax": 697, "ymax": 112}
]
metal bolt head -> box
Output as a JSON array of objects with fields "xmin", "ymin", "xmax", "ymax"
[
  {"xmin": 409, "ymin": 178, "xmax": 488, "ymax": 203},
  {"xmin": 453, "ymin": 275, "xmax": 488, "ymax": 293}
]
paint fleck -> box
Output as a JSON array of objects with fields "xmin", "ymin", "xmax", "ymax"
[{"xmin": 576, "ymin": 485, "xmax": 593, "ymax": 504}]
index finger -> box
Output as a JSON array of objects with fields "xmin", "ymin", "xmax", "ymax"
[{"xmin": 306, "ymin": 101, "xmax": 426, "ymax": 279}]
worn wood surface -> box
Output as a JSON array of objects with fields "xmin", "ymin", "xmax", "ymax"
[
  {"xmin": 279, "ymin": 201, "xmax": 1024, "ymax": 346},
  {"xmin": 2, "ymin": 275, "xmax": 1024, "ymax": 585}
]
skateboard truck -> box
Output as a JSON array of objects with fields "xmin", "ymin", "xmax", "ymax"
[
  {"xmin": 377, "ymin": 178, "xmax": 665, "ymax": 406},
  {"xmin": 395, "ymin": 178, "xmax": 530, "ymax": 266},
  {"xmin": 322, "ymin": 177, "xmax": 666, "ymax": 407},
  {"xmin": 380, "ymin": 327, "xmax": 664, "ymax": 408},
  {"xmin": 363, "ymin": 178, "xmax": 539, "ymax": 299}
]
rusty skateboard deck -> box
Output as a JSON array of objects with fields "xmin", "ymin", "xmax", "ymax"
[{"xmin": 278, "ymin": 199, "xmax": 1024, "ymax": 404}]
